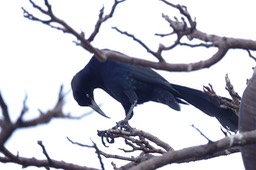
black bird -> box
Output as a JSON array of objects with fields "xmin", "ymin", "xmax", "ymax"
[{"xmin": 71, "ymin": 52, "xmax": 238, "ymax": 132}]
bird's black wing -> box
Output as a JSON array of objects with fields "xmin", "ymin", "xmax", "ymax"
[
  {"xmin": 128, "ymin": 64, "xmax": 238, "ymax": 131},
  {"xmin": 128, "ymin": 65, "xmax": 179, "ymax": 94},
  {"xmin": 125, "ymin": 64, "xmax": 188, "ymax": 110}
]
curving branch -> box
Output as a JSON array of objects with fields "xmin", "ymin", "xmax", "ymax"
[{"xmin": 22, "ymin": 0, "xmax": 256, "ymax": 72}]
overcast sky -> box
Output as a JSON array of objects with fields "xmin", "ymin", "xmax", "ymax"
[{"xmin": 1, "ymin": 0, "xmax": 256, "ymax": 169}]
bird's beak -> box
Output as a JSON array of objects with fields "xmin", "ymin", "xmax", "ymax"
[{"xmin": 90, "ymin": 98, "xmax": 110, "ymax": 118}]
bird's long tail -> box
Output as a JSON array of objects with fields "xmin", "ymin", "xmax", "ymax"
[{"xmin": 171, "ymin": 83, "xmax": 238, "ymax": 132}]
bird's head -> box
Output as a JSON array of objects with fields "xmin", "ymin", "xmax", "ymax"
[{"xmin": 71, "ymin": 72, "xmax": 110, "ymax": 119}]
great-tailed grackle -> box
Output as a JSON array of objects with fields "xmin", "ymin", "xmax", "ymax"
[{"xmin": 71, "ymin": 51, "xmax": 238, "ymax": 132}]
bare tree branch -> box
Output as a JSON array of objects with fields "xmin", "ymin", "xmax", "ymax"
[
  {"xmin": 179, "ymin": 42, "xmax": 214, "ymax": 48},
  {"xmin": 37, "ymin": 141, "xmax": 53, "ymax": 165},
  {"xmin": 16, "ymin": 95, "xmax": 28, "ymax": 124},
  {"xmin": 98, "ymin": 149, "xmax": 137, "ymax": 162},
  {"xmin": 160, "ymin": 0, "xmax": 195, "ymax": 29},
  {"xmin": 112, "ymin": 27, "xmax": 166, "ymax": 62},
  {"xmin": 0, "ymin": 86, "xmax": 103, "ymax": 169},
  {"xmin": 128, "ymin": 130, "xmax": 256, "ymax": 170},
  {"xmin": 22, "ymin": 0, "xmax": 256, "ymax": 72},
  {"xmin": 22, "ymin": 0, "xmax": 125, "ymax": 63},
  {"xmin": 98, "ymin": 122, "xmax": 173, "ymax": 153},
  {"xmin": 67, "ymin": 137, "xmax": 105, "ymax": 170},
  {"xmin": 0, "ymin": 85, "xmax": 68, "ymax": 148},
  {"xmin": 225, "ymin": 74, "xmax": 241, "ymax": 111},
  {"xmin": 191, "ymin": 124, "xmax": 212, "ymax": 142},
  {"xmin": 96, "ymin": 121, "xmax": 242, "ymax": 168},
  {"xmin": 0, "ymin": 92, "xmax": 10, "ymax": 123},
  {"xmin": 100, "ymin": 48, "xmax": 229, "ymax": 72},
  {"xmin": 247, "ymin": 50, "xmax": 256, "ymax": 62},
  {"xmin": 22, "ymin": 0, "xmax": 103, "ymax": 60},
  {"xmin": 88, "ymin": 0, "xmax": 126, "ymax": 42},
  {"xmin": 0, "ymin": 146, "xmax": 99, "ymax": 170},
  {"xmin": 92, "ymin": 140, "xmax": 106, "ymax": 170},
  {"xmin": 203, "ymin": 82, "xmax": 240, "ymax": 117}
]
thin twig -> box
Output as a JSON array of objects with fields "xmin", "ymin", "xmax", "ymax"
[
  {"xmin": 16, "ymin": 94, "xmax": 28, "ymax": 124},
  {"xmin": 67, "ymin": 137, "xmax": 93, "ymax": 148},
  {"xmin": 88, "ymin": 0, "xmax": 126, "ymax": 42},
  {"xmin": 67, "ymin": 137, "xmax": 105, "ymax": 170},
  {"xmin": 112, "ymin": 27, "xmax": 165, "ymax": 62},
  {"xmin": 0, "ymin": 92, "xmax": 10, "ymax": 123},
  {"xmin": 247, "ymin": 49, "xmax": 256, "ymax": 62},
  {"xmin": 225, "ymin": 74, "xmax": 241, "ymax": 105},
  {"xmin": 98, "ymin": 150, "xmax": 136, "ymax": 162},
  {"xmin": 91, "ymin": 140, "xmax": 105, "ymax": 170},
  {"xmin": 38, "ymin": 141, "xmax": 52, "ymax": 165},
  {"xmin": 191, "ymin": 124, "xmax": 212, "ymax": 142}
]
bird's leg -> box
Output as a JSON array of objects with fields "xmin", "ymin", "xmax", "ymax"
[
  {"xmin": 114, "ymin": 99, "xmax": 138, "ymax": 131},
  {"xmin": 124, "ymin": 99, "xmax": 138, "ymax": 121}
]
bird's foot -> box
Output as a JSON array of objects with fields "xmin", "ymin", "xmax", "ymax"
[
  {"xmin": 97, "ymin": 120, "xmax": 134, "ymax": 147},
  {"xmin": 97, "ymin": 129, "xmax": 115, "ymax": 147},
  {"xmin": 114, "ymin": 119, "xmax": 133, "ymax": 131}
]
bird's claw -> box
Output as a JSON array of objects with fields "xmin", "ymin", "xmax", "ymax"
[
  {"xmin": 97, "ymin": 130, "xmax": 115, "ymax": 147},
  {"xmin": 115, "ymin": 119, "xmax": 132, "ymax": 131},
  {"xmin": 97, "ymin": 119, "xmax": 134, "ymax": 147}
]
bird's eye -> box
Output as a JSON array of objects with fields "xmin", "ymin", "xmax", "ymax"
[{"xmin": 85, "ymin": 94, "xmax": 90, "ymax": 98}]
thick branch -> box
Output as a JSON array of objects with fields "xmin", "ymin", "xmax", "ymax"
[
  {"xmin": 129, "ymin": 130, "xmax": 256, "ymax": 170},
  {"xmin": 191, "ymin": 30, "xmax": 256, "ymax": 50},
  {"xmin": 100, "ymin": 49, "xmax": 228, "ymax": 72}
]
